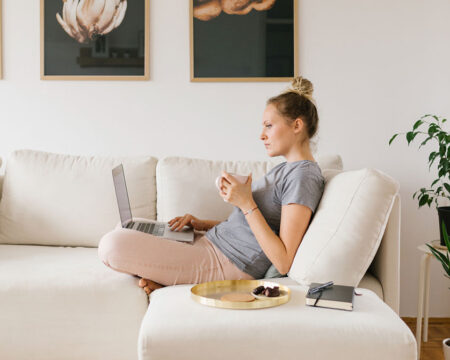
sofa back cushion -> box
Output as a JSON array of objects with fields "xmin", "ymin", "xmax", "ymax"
[
  {"xmin": 156, "ymin": 154, "xmax": 342, "ymax": 222},
  {"xmin": 0, "ymin": 150, "xmax": 157, "ymax": 247},
  {"xmin": 288, "ymin": 168, "xmax": 399, "ymax": 287}
]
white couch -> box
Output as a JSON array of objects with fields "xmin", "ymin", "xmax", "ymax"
[{"xmin": 0, "ymin": 150, "xmax": 416, "ymax": 360}]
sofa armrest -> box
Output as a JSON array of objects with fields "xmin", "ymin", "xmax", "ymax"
[{"xmin": 369, "ymin": 194, "xmax": 401, "ymax": 314}]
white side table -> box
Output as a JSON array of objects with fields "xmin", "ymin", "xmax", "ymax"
[{"xmin": 416, "ymin": 242, "xmax": 447, "ymax": 357}]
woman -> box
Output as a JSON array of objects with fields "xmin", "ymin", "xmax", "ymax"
[{"xmin": 98, "ymin": 76, "xmax": 325, "ymax": 295}]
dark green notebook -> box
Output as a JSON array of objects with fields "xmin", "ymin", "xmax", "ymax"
[{"xmin": 305, "ymin": 283, "xmax": 354, "ymax": 311}]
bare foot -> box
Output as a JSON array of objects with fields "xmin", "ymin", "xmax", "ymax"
[{"xmin": 138, "ymin": 277, "xmax": 165, "ymax": 295}]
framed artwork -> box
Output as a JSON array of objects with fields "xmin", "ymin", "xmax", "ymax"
[
  {"xmin": 41, "ymin": 0, "xmax": 149, "ymax": 80},
  {"xmin": 190, "ymin": 0, "xmax": 298, "ymax": 82}
]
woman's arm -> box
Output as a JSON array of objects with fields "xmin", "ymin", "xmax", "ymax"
[
  {"xmin": 242, "ymin": 199, "xmax": 312, "ymax": 275},
  {"xmin": 200, "ymin": 219, "xmax": 221, "ymax": 229},
  {"xmin": 168, "ymin": 214, "xmax": 221, "ymax": 232},
  {"xmin": 218, "ymin": 171, "xmax": 312, "ymax": 274}
]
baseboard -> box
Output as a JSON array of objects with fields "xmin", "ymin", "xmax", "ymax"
[{"xmin": 402, "ymin": 317, "xmax": 450, "ymax": 325}]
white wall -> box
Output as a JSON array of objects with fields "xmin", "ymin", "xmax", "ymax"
[{"xmin": 0, "ymin": 0, "xmax": 449, "ymax": 316}]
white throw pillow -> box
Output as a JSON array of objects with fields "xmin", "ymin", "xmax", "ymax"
[
  {"xmin": 288, "ymin": 168, "xmax": 399, "ymax": 287},
  {"xmin": 156, "ymin": 154, "xmax": 342, "ymax": 222},
  {"xmin": 0, "ymin": 150, "xmax": 157, "ymax": 247}
]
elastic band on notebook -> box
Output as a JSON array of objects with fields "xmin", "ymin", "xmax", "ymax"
[{"xmin": 313, "ymin": 290, "xmax": 323, "ymax": 306}]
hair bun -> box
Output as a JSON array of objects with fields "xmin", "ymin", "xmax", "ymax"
[{"xmin": 290, "ymin": 76, "xmax": 314, "ymax": 98}]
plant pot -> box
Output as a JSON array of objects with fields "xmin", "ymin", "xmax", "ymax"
[
  {"xmin": 437, "ymin": 206, "xmax": 450, "ymax": 246},
  {"xmin": 443, "ymin": 338, "xmax": 450, "ymax": 360}
]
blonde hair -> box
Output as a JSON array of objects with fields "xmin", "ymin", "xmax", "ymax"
[
  {"xmin": 287, "ymin": 77, "xmax": 316, "ymax": 105},
  {"xmin": 267, "ymin": 76, "xmax": 319, "ymax": 140}
]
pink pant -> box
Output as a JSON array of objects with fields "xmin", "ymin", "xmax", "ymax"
[{"xmin": 98, "ymin": 222, "xmax": 254, "ymax": 286}]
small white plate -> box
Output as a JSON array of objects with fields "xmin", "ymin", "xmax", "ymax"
[{"xmin": 251, "ymin": 293, "xmax": 270, "ymax": 300}]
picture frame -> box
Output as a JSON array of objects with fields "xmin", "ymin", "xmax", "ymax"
[
  {"xmin": 40, "ymin": 0, "xmax": 149, "ymax": 80},
  {"xmin": 190, "ymin": 0, "xmax": 298, "ymax": 82}
]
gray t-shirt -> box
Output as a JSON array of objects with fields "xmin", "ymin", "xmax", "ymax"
[{"xmin": 205, "ymin": 160, "xmax": 325, "ymax": 279}]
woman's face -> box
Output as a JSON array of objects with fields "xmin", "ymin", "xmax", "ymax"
[{"xmin": 260, "ymin": 104, "xmax": 299, "ymax": 157}]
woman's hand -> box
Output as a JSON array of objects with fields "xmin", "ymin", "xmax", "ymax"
[
  {"xmin": 219, "ymin": 171, "xmax": 255, "ymax": 211},
  {"xmin": 168, "ymin": 214, "xmax": 212, "ymax": 232}
]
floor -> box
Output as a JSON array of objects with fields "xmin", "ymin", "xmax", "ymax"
[{"xmin": 402, "ymin": 317, "xmax": 450, "ymax": 360}]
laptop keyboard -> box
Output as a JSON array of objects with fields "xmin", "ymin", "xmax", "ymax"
[{"xmin": 128, "ymin": 222, "xmax": 165, "ymax": 236}]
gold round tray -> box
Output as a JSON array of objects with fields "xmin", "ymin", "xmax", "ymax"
[{"xmin": 191, "ymin": 279, "xmax": 291, "ymax": 310}]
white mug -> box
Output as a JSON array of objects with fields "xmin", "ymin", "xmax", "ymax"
[
  {"xmin": 215, "ymin": 173, "xmax": 249, "ymax": 191},
  {"xmin": 443, "ymin": 338, "xmax": 450, "ymax": 360}
]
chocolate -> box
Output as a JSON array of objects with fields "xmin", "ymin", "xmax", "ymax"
[
  {"xmin": 252, "ymin": 285, "xmax": 265, "ymax": 295},
  {"xmin": 267, "ymin": 287, "xmax": 280, "ymax": 297},
  {"xmin": 252, "ymin": 285, "xmax": 280, "ymax": 297}
]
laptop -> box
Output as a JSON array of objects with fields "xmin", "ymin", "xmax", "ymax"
[{"xmin": 112, "ymin": 164, "xmax": 195, "ymax": 242}]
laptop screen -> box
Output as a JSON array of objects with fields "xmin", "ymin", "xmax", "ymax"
[{"xmin": 112, "ymin": 164, "xmax": 133, "ymax": 228}]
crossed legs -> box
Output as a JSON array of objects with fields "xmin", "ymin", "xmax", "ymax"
[{"xmin": 98, "ymin": 226, "xmax": 254, "ymax": 295}]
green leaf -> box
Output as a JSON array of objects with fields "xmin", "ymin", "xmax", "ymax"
[
  {"xmin": 442, "ymin": 223, "xmax": 450, "ymax": 253},
  {"xmin": 444, "ymin": 183, "xmax": 450, "ymax": 193},
  {"xmin": 440, "ymin": 144, "xmax": 446, "ymax": 157},
  {"xmin": 413, "ymin": 119, "xmax": 424, "ymax": 130},
  {"xmin": 419, "ymin": 136, "xmax": 433, "ymax": 148},
  {"xmin": 426, "ymin": 244, "xmax": 450, "ymax": 275},
  {"xmin": 428, "ymin": 242, "xmax": 450, "ymax": 268},
  {"xmin": 429, "ymin": 153, "xmax": 438, "ymax": 169},
  {"xmin": 443, "ymin": 118, "xmax": 447, "ymax": 123},
  {"xmin": 431, "ymin": 178, "xmax": 440, "ymax": 187},
  {"xmin": 419, "ymin": 194, "xmax": 429, "ymax": 207},
  {"xmin": 429, "ymin": 151, "xmax": 437, "ymax": 162},
  {"xmin": 428, "ymin": 124, "xmax": 438, "ymax": 136},
  {"xmin": 427, "ymin": 239, "xmax": 450, "ymax": 264},
  {"xmin": 406, "ymin": 131, "xmax": 418, "ymax": 145},
  {"xmin": 388, "ymin": 133, "xmax": 399, "ymax": 146}
]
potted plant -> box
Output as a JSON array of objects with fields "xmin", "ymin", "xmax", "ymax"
[
  {"xmin": 389, "ymin": 114, "xmax": 450, "ymax": 245},
  {"xmin": 426, "ymin": 222, "xmax": 450, "ymax": 285},
  {"xmin": 426, "ymin": 222, "xmax": 450, "ymax": 360}
]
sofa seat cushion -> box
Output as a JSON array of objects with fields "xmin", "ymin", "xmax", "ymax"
[
  {"xmin": 0, "ymin": 244, "xmax": 148, "ymax": 360},
  {"xmin": 155, "ymin": 154, "xmax": 343, "ymax": 222},
  {"xmin": 139, "ymin": 285, "xmax": 416, "ymax": 360},
  {"xmin": 139, "ymin": 283, "xmax": 415, "ymax": 360},
  {"xmin": 0, "ymin": 149, "xmax": 158, "ymax": 247}
]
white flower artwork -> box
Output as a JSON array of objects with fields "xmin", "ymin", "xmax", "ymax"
[{"xmin": 56, "ymin": 0, "xmax": 128, "ymax": 43}]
